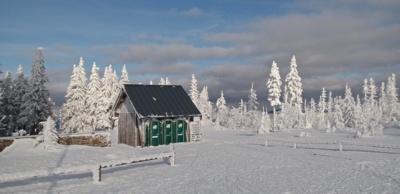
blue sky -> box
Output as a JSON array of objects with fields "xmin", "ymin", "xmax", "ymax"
[{"xmin": 1, "ymin": 0, "xmax": 399, "ymax": 108}]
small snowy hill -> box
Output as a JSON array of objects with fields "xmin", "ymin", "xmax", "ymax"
[{"xmin": 0, "ymin": 126, "xmax": 399, "ymax": 193}]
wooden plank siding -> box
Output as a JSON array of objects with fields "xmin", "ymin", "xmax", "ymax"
[
  {"xmin": 118, "ymin": 113, "xmax": 139, "ymax": 147},
  {"xmin": 117, "ymin": 96, "xmax": 141, "ymax": 147}
]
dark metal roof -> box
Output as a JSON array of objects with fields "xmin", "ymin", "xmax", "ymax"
[{"xmin": 123, "ymin": 84, "xmax": 201, "ymax": 118}]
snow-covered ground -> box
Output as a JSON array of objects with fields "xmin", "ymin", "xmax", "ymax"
[{"xmin": 1, "ymin": 125, "xmax": 400, "ymax": 193}]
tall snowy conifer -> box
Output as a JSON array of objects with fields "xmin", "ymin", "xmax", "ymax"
[
  {"xmin": 386, "ymin": 74, "xmax": 399, "ymax": 125},
  {"xmin": 18, "ymin": 47, "xmax": 52, "ymax": 134},
  {"xmin": 85, "ymin": 62, "xmax": 102, "ymax": 131},
  {"xmin": 247, "ymin": 82, "xmax": 259, "ymax": 111},
  {"xmin": 369, "ymin": 78, "xmax": 377, "ymax": 109},
  {"xmin": 0, "ymin": 72, "xmax": 15, "ymax": 119},
  {"xmin": 285, "ymin": 55, "xmax": 302, "ymax": 109},
  {"xmin": 190, "ymin": 74, "xmax": 200, "ymax": 108},
  {"xmin": 159, "ymin": 77, "xmax": 165, "ymax": 85},
  {"xmin": 97, "ymin": 66, "xmax": 113, "ymax": 130},
  {"xmin": 13, "ymin": 65, "xmax": 28, "ymax": 131},
  {"xmin": 330, "ymin": 98, "xmax": 345, "ymax": 132},
  {"xmin": 362, "ymin": 79, "xmax": 369, "ymax": 103},
  {"xmin": 119, "ymin": 64, "xmax": 129, "ymax": 86},
  {"xmin": 258, "ymin": 107, "xmax": 271, "ymax": 133},
  {"xmin": 379, "ymin": 82, "xmax": 387, "ymax": 114},
  {"xmin": 318, "ymin": 87, "xmax": 327, "ymax": 128},
  {"xmin": 63, "ymin": 58, "xmax": 88, "ymax": 133},
  {"xmin": 306, "ymin": 98, "xmax": 317, "ymax": 128},
  {"xmin": 111, "ymin": 69, "xmax": 120, "ymax": 100},
  {"xmin": 342, "ymin": 83, "xmax": 356, "ymax": 128},
  {"xmin": 215, "ymin": 91, "xmax": 228, "ymax": 128},
  {"xmin": 34, "ymin": 116, "xmax": 59, "ymax": 150},
  {"xmin": 199, "ymin": 86, "xmax": 212, "ymax": 121},
  {"xmin": 267, "ymin": 60, "xmax": 282, "ymax": 130}
]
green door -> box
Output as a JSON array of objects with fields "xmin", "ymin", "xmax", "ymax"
[
  {"xmin": 175, "ymin": 120, "xmax": 187, "ymax": 143},
  {"xmin": 163, "ymin": 120, "xmax": 173, "ymax": 145},
  {"xmin": 147, "ymin": 120, "xmax": 161, "ymax": 146}
]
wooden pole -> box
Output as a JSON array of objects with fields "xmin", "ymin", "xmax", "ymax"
[{"xmin": 93, "ymin": 165, "xmax": 101, "ymax": 182}]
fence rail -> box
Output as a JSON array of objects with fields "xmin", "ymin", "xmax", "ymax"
[
  {"xmin": 262, "ymin": 138, "xmax": 400, "ymax": 151},
  {"xmin": 0, "ymin": 146, "xmax": 176, "ymax": 183}
]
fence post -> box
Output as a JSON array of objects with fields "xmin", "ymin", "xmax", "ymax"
[
  {"xmin": 293, "ymin": 142, "xmax": 297, "ymax": 149},
  {"xmin": 339, "ymin": 143, "xmax": 343, "ymax": 151},
  {"xmin": 92, "ymin": 165, "xmax": 101, "ymax": 182},
  {"xmin": 169, "ymin": 144, "xmax": 176, "ymax": 166},
  {"xmin": 265, "ymin": 139, "xmax": 268, "ymax": 147}
]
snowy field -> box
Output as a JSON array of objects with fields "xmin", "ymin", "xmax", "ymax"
[{"xmin": 1, "ymin": 125, "xmax": 400, "ymax": 194}]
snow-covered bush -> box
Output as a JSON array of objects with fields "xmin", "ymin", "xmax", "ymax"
[
  {"xmin": 296, "ymin": 132, "xmax": 311, "ymax": 137},
  {"xmin": 356, "ymin": 120, "xmax": 384, "ymax": 138},
  {"xmin": 18, "ymin": 129, "xmax": 27, "ymax": 136},
  {"xmin": 258, "ymin": 109, "xmax": 271, "ymax": 133},
  {"xmin": 34, "ymin": 116, "xmax": 59, "ymax": 150}
]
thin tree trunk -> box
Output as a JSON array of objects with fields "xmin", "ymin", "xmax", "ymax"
[{"xmin": 273, "ymin": 106, "xmax": 276, "ymax": 131}]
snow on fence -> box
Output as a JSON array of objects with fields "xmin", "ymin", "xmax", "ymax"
[
  {"xmin": 262, "ymin": 138, "xmax": 400, "ymax": 152},
  {"xmin": 0, "ymin": 145, "xmax": 176, "ymax": 183}
]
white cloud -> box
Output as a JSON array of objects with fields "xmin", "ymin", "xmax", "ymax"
[
  {"xmin": 168, "ymin": 7, "xmax": 206, "ymax": 17},
  {"xmin": 183, "ymin": 7, "xmax": 204, "ymax": 16},
  {"xmin": 38, "ymin": 0, "xmax": 400, "ymax": 105}
]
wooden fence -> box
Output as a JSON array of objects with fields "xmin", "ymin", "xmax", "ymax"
[
  {"xmin": 263, "ymin": 138, "xmax": 400, "ymax": 152},
  {"xmin": 0, "ymin": 146, "xmax": 176, "ymax": 183}
]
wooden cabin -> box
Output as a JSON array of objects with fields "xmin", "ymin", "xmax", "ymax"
[{"xmin": 112, "ymin": 84, "xmax": 202, "ymax": 147}]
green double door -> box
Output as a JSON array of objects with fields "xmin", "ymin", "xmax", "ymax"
[{"xmin": 146, "ymin": 120, "xmax": 187, "ymax": 146}]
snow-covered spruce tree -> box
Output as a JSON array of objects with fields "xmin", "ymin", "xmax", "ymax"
[
  {"xmin": 342, "ymin": 83, "xmax": 356, "ymax": 128},
  {"xmin": 354, "ymin": 94, "xmax": 363, "ymax": 128},
  {"xmin": 34, "ymin": 116, "xmax": 59, "ymax": 150},
  {"xmin": 285, "ymin": 55, "xmax": 303, "ymax": 109},
  {"xmin": 85, "ymin": 62, "xmax": 102, "ymax": 131},
  {"xmin": 245, "ymin": 83, "xmax": 261, "ymax": 130},
  {"xmin": 18, "ymin": 47, "xmax": 52, "ymax": 135},
  {"xmin": 215, "ymin": 91, "xmax": 229, "ymax": 129},
  {"xmin": 199, "ymin": 86, "xmax": 212, "ymax": 121},
  {"xmin": 306, "ymin": 98, "xmax": 317, "ymax": 128},
  {"xmin": 110, "ymin": 69, "xmax": 121, "ymax": 130},
  {"xmin": 327, "ymin": 91, "xmax": 333, "ymax": 118},
  {"xmin": 227, "ymin": 106, "xmax": 241, "ymax": 130},
  {"xmin": 358, "ymin": 78, "xmax": 384, "ymax": 137},
  {"xmin": 379, "ymin": 82, "xmax": 389, "ymax": 125},
  {"xmin": 119, "ymin": 64, "xmax": 130, "ymax": 87},
  {"xmin": 258, "ymin": 107, "xmax": 271, "ymax": 133},
  {"xmin": 276, "ymin": 85, "xmax": 288, "ymax": 130},
  {"xmin": 329, "ymin": 97, "xmax": 345, "ymax": 132},
  {"xmin": 111, "ymin": 70, "xmax": 120, "ymax": 102},
  {"xmin": 362, "ymin": 78, "xmax": 372, "ymax": 120},
  {"xmin": 165, "ymin": 77, "xmax": 171, "ymax": 85},
  {"xmin": 317, "ymin": 87, "xmax": 327, "ymax": 129},
  {"xmin": 96, "ymin": 66, "xmax": 114, "ymax": 130},
  {"xmin": 237, "ymin": 99, "xmax": 246, "ymax": 129},
  {"xmin": 276, "ymin": 84, "xmax": 301, "ymax": 130},
  {"xmin": 369, "ymin": 78, "xmax": 378, "ymax": 114},
  {"xmin": 248, "ymin": 82, "xmax": 259, "ymax": 111},
  {"xmin": 62, "ymin": 58, "xmax": 88, "ymax": 133},
  {"xmin": 0, "ymin": 72, "xmax": 16, "ymax": 131},
  {"xmin": 267, "ymin": 60, "xmax": 282, "ymax": 131},
  {"xmin": 386, "ymin": 74, "xmax": 399, "ymax": 126},
  {"xmin": 189, "ymin": 74, "xmax": 200, "ymax": 108},
  {"xmin": 159, "ymin": 77, "xmax": 165, "ymax": 85},
  {"xmin": 13, "ymin": 65, "xmax": 28, "ymax": 131}
]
